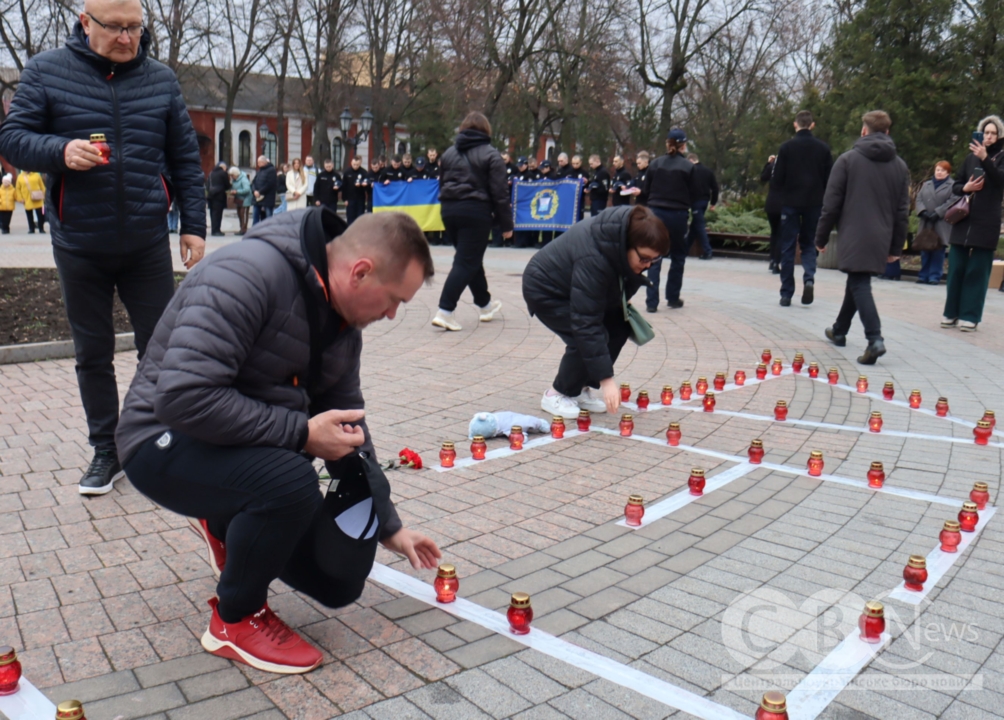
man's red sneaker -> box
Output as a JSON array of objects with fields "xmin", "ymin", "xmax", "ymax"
[
  {"xmin": 201, "ymin": 597, "xmax": 322, "ymax": 674},
  {"xmin": 189, "ymin": 518, "xmax": 226, "ymax": 579}
]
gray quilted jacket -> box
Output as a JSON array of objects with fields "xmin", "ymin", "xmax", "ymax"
[{"xmin": 116, "ymin": 209, "xmax": 401, "ymax": 537}]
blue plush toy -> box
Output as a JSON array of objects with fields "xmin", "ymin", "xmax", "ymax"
[{"xmin": 468, "ymin": 412, "xmax": 551, "ymax": 439}]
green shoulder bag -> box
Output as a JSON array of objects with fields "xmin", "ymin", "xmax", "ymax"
[{"xmin": 620, "ymin": 277, "xmax": 655, "ymax": 346}]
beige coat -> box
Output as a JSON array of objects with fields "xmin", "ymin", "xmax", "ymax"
[{"xmin": 286, "ymin": 169, "xmax": 308, "ymax": 209}]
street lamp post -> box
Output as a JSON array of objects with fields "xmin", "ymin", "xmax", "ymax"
[
  {"xmin": 258, "ymin": 122, "xmax": 269, "ymax": 164},
  {"xmin": 339, "ymin": 107, "xmax": 374, "ymax": 167}
]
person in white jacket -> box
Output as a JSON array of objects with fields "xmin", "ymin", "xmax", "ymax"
[{"xmin": 286, "ymin": 157, "xmax": 309, "ymax": 210}]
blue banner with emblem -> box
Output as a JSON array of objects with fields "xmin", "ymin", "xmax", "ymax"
[{"xmin": 512, "ymin": 179, "xmax": 581, "ymax": 231}]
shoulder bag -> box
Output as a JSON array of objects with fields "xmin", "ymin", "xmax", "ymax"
[
  {"xmin": 620, "ymin": 277, "xmax": 655, "ymax": 346},
  {"xmin": 944, "ymin": 195, "xmax": 970, "ymax": 225}
]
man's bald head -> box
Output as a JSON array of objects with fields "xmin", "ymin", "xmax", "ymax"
[
  {"xmin": 330, "ymin": 213, "xmax": 433, "ymax": 283},
  {"xmin": 81, "ymin": 0, "xmax": 144, "ymax": 63}
]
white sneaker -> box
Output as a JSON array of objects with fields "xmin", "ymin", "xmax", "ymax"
[
  {"xmin": 479, "ymin": 300, "xmax": 503, "ymax": 322},
  {"xmin": 575, "ymin": 387, "xmax": 607, "ymax": 413},
  {"xmin": 432, "ymin": 310, "xmax": 462, "ymax": 331},
  {"xmin": 959, "ymin": 320, "xmax": 978, "ymax": 332},
  {"xmin": 940, "ymin": 316, "xmax": 958, "ymax": 328},
  {"xmin": 541, "ymin": 391, "xmax": 581, "ymax": 419}
]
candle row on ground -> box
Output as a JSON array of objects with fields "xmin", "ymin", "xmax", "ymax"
[
  {"xmin": 0, "ymin": 648, "xmax": 83, "ymax": 718},
  {"xmin": 434, "ymin": 565, "xmax": 534, "ymax": 634}
]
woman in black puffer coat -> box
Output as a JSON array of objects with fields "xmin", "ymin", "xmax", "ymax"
[
  {"xmin": 942, "ymin": 115, "xmax": 1004, "ymax": 331},
  {"xmin": 523, "ymin": 205, "xmax": 669, "ymax": 419}
]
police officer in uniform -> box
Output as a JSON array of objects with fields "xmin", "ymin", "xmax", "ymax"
[
  {"xmin": 587, "ymin": 155, "xmax": 611, "ymax": 216},
  {"xmin": 342, "ymin": 155, "xmax": 368, "ymax": 224},
  {"xmin": 610, "ymin": 155, "xmax": 633, "ymax": 207}
]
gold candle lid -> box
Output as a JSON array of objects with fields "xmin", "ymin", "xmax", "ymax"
[
  {"xmin": 810, "ymin": 450, "xmax": 823, "ymax": 459},
  {"xmin": 681, "ymin": 380, "xmax": 692, "ymax": 387},
  {"xmin": 870, "ymin": 461, "xmax": 884, "ymax": 470},
  {"xmin": 704, "ymin": 391, "xmax": 715, "ymax": 399},
  {"xmin": 772, "ymin": 358, "xmax": 781, "ymax": 364},
  {"xmin": 662, "ymin": 385, "xmax": 673, "ymax": 392},
  {"xmin": 620, "ymin": 382, "xmax": 630, "ymax": 389},
  {"xmin": 578, "ymin": 409, "xmax": 590, "ymax": 418},
  {"xmin": 760, "ymin": 691, "xmax": 786, "ymax": 712},
  {"xmin": 690, "ymin": 467, "xmax": 705, "ymax": 476},
  {"xmin": 763, "ymin": 348, "xmax": 771, "ymax": 354},
  {"xmin": 750, "ymin": 439, "xmax": 763, "ymax": 448},
  {"xmin": 810, "ymin": 361, "xmax": 819, "ymax": 368},
  {"xmin": 828, "ymin": 367, "xmax": 839, "ymax": 374},
  {"xmin": 907, "ymin": 555, "xmax": 926, "ymax": 569},
  {"xmin": 715, "ymin": 372, "xmax": 725, "ymax": 378},
  {"xmin": 943, "ymin": 520, "xmax": 961, "ymax": 532},
  {"xmin": 638, "ymin": 390, "xmax": 649, "ymax": 397},
  {"xmin": 985, "ymin": 410, "xmax": 996, "ymax": 417},
  {"xmin": 698, "ymin": 376, "xmax": 707, "ymax": 382},
  {"xmin": 510, "ymin": 425, "xmax": 522, "ymax": 433},
  {"xmin": 437, "ymin": 564, "xmax": 457, "ymax": 578},
  {"xmin": 962, "ymin": 501, "xmax": 978, "ymax": 512},
  {"xmin": 978, "ymin": 420, "xmax": 992, "ymax": 429},
  {"xmin": 794, "ymin": 352, "xmax": 804, "ymax": 359},
  {"xmin": 621, "ymin": 414, "xmax": 633, "ymax": 421},
  {"xmin": 627, "ymin": 494, "xmax": 644, "ymax": 505},
  {"xmin": 757, "ymin": 362, "xmax": 767, "ymax": 369},
  {"xmin": 442, "ymin": 441, "xmax": 455, "ymax": 450},
  {"xmin": 871, "ymin": 411, "xmax": 882, "ymax": 418},
  {"xmin": 551, "ymin": 416, "xmax": 564, "ymax": 423},
  {"xmin": 89, "ymin": 133, "xmax": 106, "ymax": 142},
  {"xmin": 859, "ymin": 375, "xmax": 868, "ymax": 381},
  {"xmin": 884, "ymin": 381, "xmax": 893, "ymax": 387},
  {"xmin": 938, "ymin": 397, "xmax": 948, "ymax": 403},
  {"xmin": 472, "ymin": 435, "xmax": 485, "ymax": 443},
  {"xmin": 668, "ymin": 422, "xmax": 680, "ymax": 430},
  {"xmin": 776, "ymin": 400, "xmax": 787, "ymax": 407},
  {"xmin": 56, "ymin": 701, "xmax": 84, "ymax": 720},
  {"xmin": 974, "ymin": 481, "xmax": 989, "ymax": 492},
  {"xmin": 0, "ymin": 646, "xmax": 15, "ymax": 666},
  {"xmin": 864, "ymin": 600, "xmax": 884, "ymax": 618},
  {"xmin": 910, "ymin": 389, "xmax": 921, "ymax": 395},
  {"xmin": 510, "ymin": 592, "xmax": 531, "ymax": 608}
]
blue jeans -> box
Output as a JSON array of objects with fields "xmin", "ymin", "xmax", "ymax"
[
  {"xmin": 688, "ymin": 200, "xmax": 711, "ymax": 256},
  {"xmin": 918, "ymin": 247, "xmax": 946, "ymax": 283},
  {"xmin": 779, "ymin": 206, "xmax": 821, "ymax": 298},
  {"xmin": 645, "ymin": 208, "xmax": 690, "ymax": 308},
  {"xmin": 167, "ymin": 204, "xmax": 180, "ymax": 233},
  {"xmin": 252, "ymin": 203, "xmax": 273, "ymax": 225}
]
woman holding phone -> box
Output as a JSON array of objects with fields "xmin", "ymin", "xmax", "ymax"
[{"xmin": 942, "ymin": 115, "xmax": 1004, "ymax": 331}]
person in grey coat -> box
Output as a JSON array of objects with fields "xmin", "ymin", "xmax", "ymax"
[
  {"xmin": 914, "ymin": 161, "xmax": 957, "ymax": 284},
  {"xmin": 815, "ymin": 110, "xmax": 909, "ymax": 365}
]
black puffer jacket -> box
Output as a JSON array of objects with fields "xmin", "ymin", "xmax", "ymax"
[
  {"xmin": 438, "ymin": 130, "xmax": 513, "ymax": 232},
  {"xmin": 522, "ymin": 206, "xmax": 646, "ymax": 383},
  {"xmin": 950, "ymin": 118, "xmax": 1004, "ymax": 250},
  {"xmin": 115, "ymin": 209, "xmax": 401, "ymax": 539},
  {"xmin": 0, "ymin": 22, "xmax": 205, "ymax": 254},
  {"xmin": 638, "ymin": 152, "xmax": 697, "ymax": 211}
]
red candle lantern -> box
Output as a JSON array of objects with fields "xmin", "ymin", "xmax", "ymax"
[
  {"xmin": 551, "ymin": 416, "xmax": 565, "ymax": 439},
  {"xmin": 883, "ymin": 381, "xmax": 894, "ymax": 400},
  {"xmin": 696, "ymin": 377, "xmax": 709, "ymax": 395},
  {"xmin": 636, "ymin": 390, "xmax": 650, "ymax": 410},
  {"xmin": 620, "ymin": 383, "xmax": 631, "ymax": 402},
  {"xmin": 827, "ymin": 368, "xmax": 839, "ymax": 385},
  {"xmin": 688, "ymin": 468, "xmax": 706, "ymax": 496},
  {"xmin": 761, "ymin": 349, "xmax": 772, "ymax": 364},
  {"xmin": 974, "ymin": 420, "xmax": 992, "ymax": 446},
  {"xmin": 756, "ymin": 363, "xmax": 767, "ymax": 380},
  {"xmin": 935, "ymin": 397, "xmax": 949, "ymax": 417},
  {"xmin": 856, "ymin": 375, "xmax": 868, "ymax": 393},
  {"xmin": 89, "ymin": 133, "xmax": 111, "ymax": 164},
  {"xmin": 909, "ymin": 389, "xmax": 922, "ymax": 409},
  {"xmin": 439, "ymin": 441, "xmax": 456, "ymax": 468},
  {"xmin": 939, "ymin": 520, "xmax": 962, "ymax": 553},
  {"xmin": 471, "ymin": 436, "xmax": 487, "ymax": 460},
  {"xmin": 748, "ymin": 439, "xmax": 764, "ymax": 464},
  {"xmin": 792, "ymin": 353, "xmax": 804, "ymax": 373},
  {"xmin": 434, "ymin": 564, "xmax": 460, "ymax": 603},
  {"xmin": 858, "ymin": 600, "xmax": 885, "ymax": 643},
  {"xmin": 680, "ymin": 381, "xmax": 693, "ymax": 400},
  {"xmin": 507, "ymin": 593, "xmax": 533, "ymax": 634},
  {"xmin": 734, "ymin": 370, "xmax": 746, "ymax": 386},
  {"xmin": 661, "ymin": 385, "xmax": 674, "ymax": 405},
  {"xmin": 0, "ymin": 646, "xmax": 21, "ymax": 696},
  {"xmin": 509, "ymin": 426, "xmax": 525, "ymax": 451},
  {"xmin": 56, "ymin": 701, "xmax": 86, "ymax": 720},
  {"xmin": 666, "ymin": 422, "xmax": 682, "ymax": 446},
  {"xmin": 867, "ymin": 461, "xmax": 885, "ymax": 488},
  {"xmin": 577, "ymin": 409, "xmax": 591, "ymax": 432},
  {"xmin": 903, "ymin": 555, "xmax": 928, "ymax": 592},
  {"xmin": 970, "ymin": 482, "xmax": 990, "ymax": 510},
  {"xmin": 771, "ymin": 359, "xmax": 783, "ymax": 376},
  {"xmin": 808, "ymin": 362, "xmax": 820, "ymax": 378},
  {"xmin": 959, "ymin": 501, "xmax": 979, "ymax": 532},
  {"xmin": 983, "ymin": 410, "xmax": 996, "ymax": 429},
  {"xmin": 807, "ymin": 450, "xmax": 824, "ymax": 477},
  {"xmin": 714, "ymin": 372, "xmax": 726, "ymax": 391},
  {"xmin": 755, "ymin": 691, "xmax": 789, "ymax": 720},
  {"xmin": 625, "ymin": 495, "xmax": 645, "ymax": 526},
  {"xmin": 702, "ymin": 392, "xmax": 716, "ymax": 412},
  {"xmin": 868, "ymin": 411, "xmax": 883, "ymax": 433},
  {"xmin": 774, "ymin": 400, "xmax": 788, "ymax": 421},
  {"xmin": 619, "ymin": 414, "xmax": 634, "ymax": 437}
]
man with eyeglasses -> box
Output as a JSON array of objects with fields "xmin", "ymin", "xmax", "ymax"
[{"xmin": 0, "ymin": 0, "xmax": 206, "ymax": 496}]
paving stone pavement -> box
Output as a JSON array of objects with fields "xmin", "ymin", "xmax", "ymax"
[{"xmin": 2, "ymin": 235, "xmax": 1004, "ymax": 720}]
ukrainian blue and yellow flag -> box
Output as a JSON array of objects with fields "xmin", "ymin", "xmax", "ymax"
[{"xmin": 372, "ymin": 179, "xmax": 444, "ymax": 232}]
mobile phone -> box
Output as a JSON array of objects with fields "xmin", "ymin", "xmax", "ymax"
[
  {"xmin": 973, "ymin": 131, "xmax": 985, "ymax": 144},
  {"xmin": 972, "ymin": 167, "xmax": 985, "ymax": 180}
]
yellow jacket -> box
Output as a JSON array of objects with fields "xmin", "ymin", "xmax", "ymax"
[
  {"xmin": 0, "ymin": 184, "xmax": 15, "ymax": 212},
  {"xmin": 15, "ymin": 172, "xmax": 46, "ymax": 211}
]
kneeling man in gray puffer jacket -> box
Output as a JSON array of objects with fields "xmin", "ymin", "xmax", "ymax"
[{"xmin": 115, "ymin": 209, "xmax": 441, "ymax": 674}]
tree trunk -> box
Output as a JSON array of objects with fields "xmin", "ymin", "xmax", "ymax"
[{"xmin": 222, "ymin": 97, "xmax": 237, "ymax": 165}]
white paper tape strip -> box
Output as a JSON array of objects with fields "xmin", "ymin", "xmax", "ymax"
[
  {"xmin": 432, "ymin": 430, "xmax": 586, "ymax": 472},
  {"xmin": 368, "ymin": 563, "xmax": 749, "ymax": 720},
  {"xmin": 887, "ymin": 507, "xmax": 997, "ymax": 604},
  {"xmin": 785, "ymin": 631, "xmax": 891, "ymax": 720},
  {"xmin": 0, "ymin": 677, "xmax": 57, "ymax": 719},
  {"xmin": 615, "ymin": 462, "xmax": 759, "ymax": 528}
]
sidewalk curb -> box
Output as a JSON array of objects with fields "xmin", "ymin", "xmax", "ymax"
[{"xmin": 0, "ymin": 332, "xmax": 135, "ymax": 365}]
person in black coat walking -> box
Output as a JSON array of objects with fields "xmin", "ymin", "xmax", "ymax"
[
  {"xmin": 941, "ymin": 115, "xmax": 1004, "ymax": 331},
  {"xmin": 772, "ymin": 110, "xmax": 833, "ymax": 306},
  {"xmin": 638, "ymin": 128, "xmax": 697, "ymax": 311},
  {"xmin": 815, "ymin": 111, "xmax": 909, "ymax": 365},
  {"xmin": 760, "ymin": 154, "xmax": 783, "ymax": 273},
  {"xmin": 432, "ymin": 112, "xmax": 513, "ymax": 331},
  {"xmin": 523, "ymin": 205, "xmax": 669, "ymax": 419},
  {"xmin": 207, "ymin": 162, "xmax": 230, "ymax": 236},
  {"xmin": 687, "ymin": 153, "xmax": 719, "ymax": 259},
  {"xmin": 252, "ymin": 156, "xmax": 277, "ymax": 224}
]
